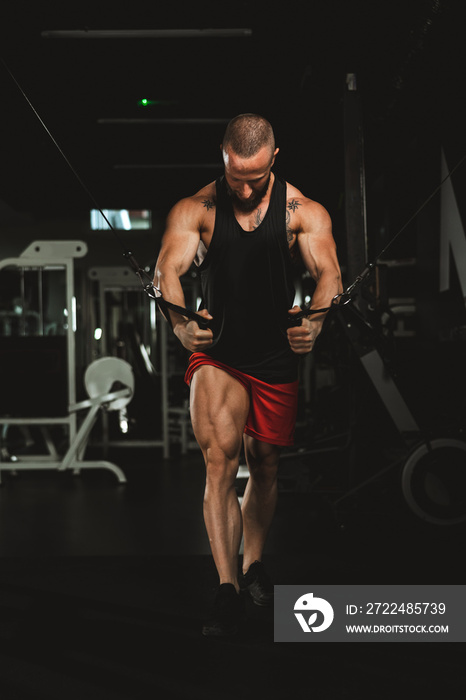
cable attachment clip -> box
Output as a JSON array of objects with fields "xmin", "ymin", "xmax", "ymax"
[
  {"xmin": 124, "ymin": 253, "xmax": 211, "ymax": 330},
  {"xmin": 331, "ymin": 262, "xmax": 375, "ymax": 307}
]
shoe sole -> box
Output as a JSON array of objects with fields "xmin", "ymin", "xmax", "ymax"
[
  {"xmin": 251, "ymin": 597, "xmax": 273, "ymax": 607},
  {"xmin": 240, "ymin": 587, "xmax": 274, "ymax": 607}
]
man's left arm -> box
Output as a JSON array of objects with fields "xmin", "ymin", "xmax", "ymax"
[{"xmin": 287, "ymin": 201, "xmax": 343, "ymax": 354}]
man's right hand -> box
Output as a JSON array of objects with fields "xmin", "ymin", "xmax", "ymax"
[{"xmin": 173, "ymin": 308, "xmax": 214, "ymax": 352}]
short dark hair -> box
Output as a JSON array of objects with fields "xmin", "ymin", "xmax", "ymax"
[{"xmin": 222, "ymin": 114, "xmax": 275, "ymax": 158}]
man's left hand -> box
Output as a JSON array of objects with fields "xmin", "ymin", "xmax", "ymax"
[{"xmin": 287, "ymin": 305, "xmax": 319, "ymax": 354}]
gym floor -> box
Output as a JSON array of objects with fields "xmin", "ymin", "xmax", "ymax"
[{"xmin": 0, "ymin": 433, "xmax": 465, "ymax": 699}]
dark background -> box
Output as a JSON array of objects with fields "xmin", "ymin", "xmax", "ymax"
[{"xmin": 0, "ymin": 1, "xmax": 465, "ymax": 698}]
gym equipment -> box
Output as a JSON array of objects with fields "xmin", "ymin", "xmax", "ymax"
[
  {"xmin": 0, "ymin": 356, "xmax": 133, "ymax": 484},
  {"xmin": 0, "ymin": 242, "xmax": 131, "ymax": 484}
]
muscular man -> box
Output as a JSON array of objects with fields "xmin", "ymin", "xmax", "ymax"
[{"xmin": 154, "ymin": 114, "xmax": 342, "ymax": 636}]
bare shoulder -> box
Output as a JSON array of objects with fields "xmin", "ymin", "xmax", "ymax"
[
  {"xmin": 285, "ymin": 182, "xmax": 331, "ymax": 233},
  {"xmin": 194, "ymin": 181, "xmax": 217, "ymax": 212},
  {"xmin": 285, "ymin": 183, "xmax": 340, "ymax": 282},
  {"xmin": 166, "ymin": 181, "xmax": 217, "ymax": 233}
]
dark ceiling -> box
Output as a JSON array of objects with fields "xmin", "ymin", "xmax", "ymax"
[{"xmin": 0, "ymin": 0, "xmax": 464, "ymax": 225}]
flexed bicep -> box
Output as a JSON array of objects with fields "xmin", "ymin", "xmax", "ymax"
[
  {"xmin": 155, "ymin": 200, "xmax": 203, "ymax": 284},
  {"xmin": 296, "ymin": 203, "xmax": 340, "ymax": 283},
  {"xmin": 290, "ymin": 200, "xmax": 343, "ymax": 345}
]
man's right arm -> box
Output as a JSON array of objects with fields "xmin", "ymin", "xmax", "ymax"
[{"xmin": 153, "ymin": 198, "xmax": 214, "ymax": 352}]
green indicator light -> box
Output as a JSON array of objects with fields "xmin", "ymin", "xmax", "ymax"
[{"xmin": 137, "ymin": 98, "xmax": 178, "ymax": 107}]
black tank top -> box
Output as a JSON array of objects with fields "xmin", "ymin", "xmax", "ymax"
[{"xmin": 197, "ymin": 174, "xmax": 299, "ymax": 383}]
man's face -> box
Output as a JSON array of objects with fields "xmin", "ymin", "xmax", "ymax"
[{"xmin": 222, "ymin": 145, "xmax": 279, "ymax": 213}]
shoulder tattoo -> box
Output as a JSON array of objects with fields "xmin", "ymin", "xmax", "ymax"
[
  {"xmin": 285, "ymin": 209, "xmax": 296, "ymax": 243},
  {"xmin": 287, "ymin": 198, "xmax": 301, "ymax": 213},
  {"xmin": 286, "ymin": 199, "xmax": 301, "ymax": 243},
  {"xmin": 202, "ymin": 199, "xmax": 215, "ymax": 211}
]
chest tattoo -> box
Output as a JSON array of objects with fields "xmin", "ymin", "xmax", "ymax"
[{"xmin": 252, "ymin": 208, "xmax": 264, "ymax": 230}]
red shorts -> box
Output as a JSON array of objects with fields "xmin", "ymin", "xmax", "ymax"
[{"xmin": 185, "ymin": 352, "xmax": 299, "ymax": 447}]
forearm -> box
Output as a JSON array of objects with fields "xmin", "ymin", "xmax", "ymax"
[
  {"xmin": 153, "ymin": 263, "xmax": 190, "ymax": 333},
  {"xmin": 306, "ymin": 268, "xmax": 343, "ymax": 331},
  {"xmin": 154, "ymin": 261, "xmax": 213, "ymax": 351}
]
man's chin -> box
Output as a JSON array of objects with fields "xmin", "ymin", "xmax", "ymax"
[
  {"xmin": 231, "ymin": 195, "xmax": 262, "ymax": 213},
  {"xmin": 226, "ymin": 175, "xmax": 270, "ymax": 213}
]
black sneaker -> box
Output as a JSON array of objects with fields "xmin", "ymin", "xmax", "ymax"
[
  {"xmin": 202, "ymin": 583, "xmax": 243, "ymax": 637},
  {"xmin": 239, "ymin": 561, "xmax": 274, "ymax": 607}
]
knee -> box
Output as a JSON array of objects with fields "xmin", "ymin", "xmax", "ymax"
[
  {"xmin": 248, "ymin": 460, "xmax": 278, "ymax": 489},
  {"xmin": 204, "ymin": 450, "xmax": 239, "ymax": 489}
]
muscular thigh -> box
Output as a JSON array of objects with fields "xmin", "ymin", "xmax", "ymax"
[{"xmin": 190, "ymin": 365, "xmax": 250, "ymax": 460}]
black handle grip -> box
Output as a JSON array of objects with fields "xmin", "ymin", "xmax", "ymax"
[
  {"xmin": 287, "ymin": 303, "xmax": 333, "ymax": 326},
  {"xmin": 288, "ymin": 314, "xmax": 303, "ymax": 327}
]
